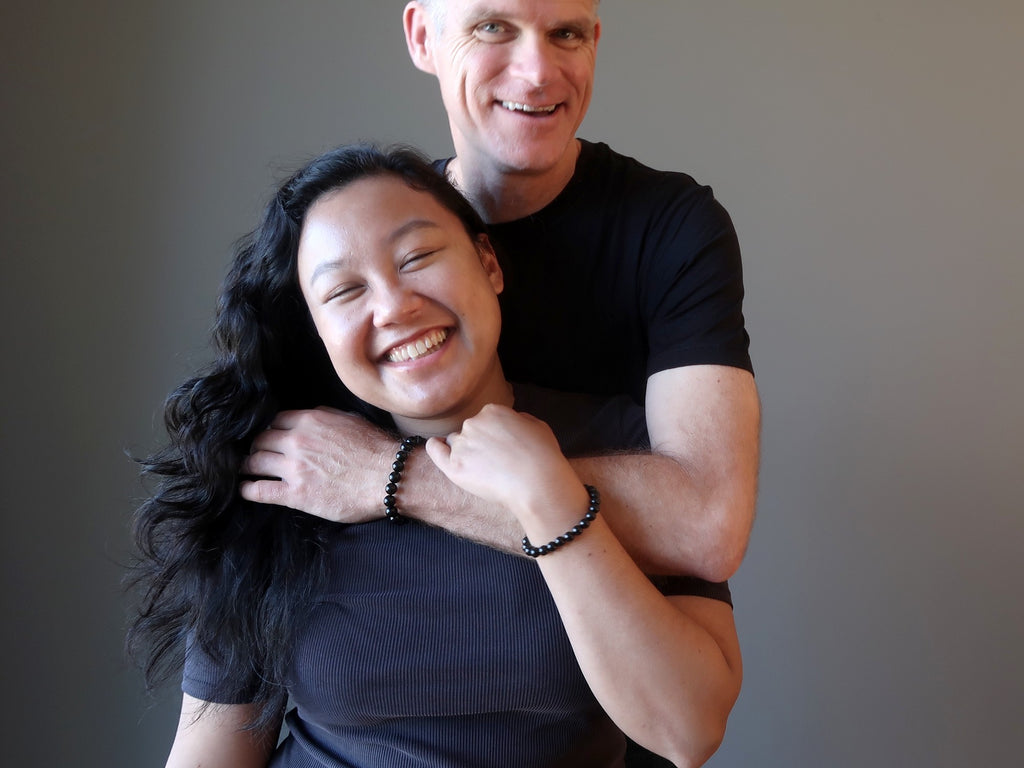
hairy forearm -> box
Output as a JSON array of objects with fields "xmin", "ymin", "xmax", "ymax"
[
  {"xmin": 567, "ymin": 451, "xmax": 753, "ymax": 580},
  {"xmin": 403, "ymin": 447, "xmax": 751, "ymax": 580},
  {"xmin": 399, "ymin": 446, "xmax": 524, "ymax": 551}
]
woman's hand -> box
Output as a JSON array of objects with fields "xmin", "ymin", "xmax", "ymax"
[
  {"xmin": 425, "ymin": 404, "xmax": 587, "ymax": 531},
  {"xmin": 432, "ymin": 403, "xmax": 743, "ymax": 765}
]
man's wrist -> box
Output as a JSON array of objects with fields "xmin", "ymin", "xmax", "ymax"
[{"xmin": 382, "ymin": 435, "xmax": 426, "ymax": 524}]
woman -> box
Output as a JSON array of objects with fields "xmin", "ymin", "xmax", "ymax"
[{"xmin": 129, "ymin": 145, "xmax": 741, "ymax": 768}]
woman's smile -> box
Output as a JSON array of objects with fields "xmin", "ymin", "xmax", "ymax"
[{"xmin": 383, "ymin": 327, "xmax": 451, "ymax": 364}]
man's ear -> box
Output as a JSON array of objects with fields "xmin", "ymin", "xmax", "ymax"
[
  {"xmin": 476, "ymin": 235, "xmax": 504, "ymax": 295},
  {"xmin": 403, "ymin": 2, "xmax": 437, "ymax": 75}
]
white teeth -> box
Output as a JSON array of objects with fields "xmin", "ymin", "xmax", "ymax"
[
  {"xmin": 502, "ymin": 101, "xmax": 557, "ymax": 113},
  {"xmin": 386, "ymin": 329, "xmax": 449, "ymax": 363}
]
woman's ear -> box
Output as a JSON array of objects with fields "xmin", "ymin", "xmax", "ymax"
[
  {"xmin": 403, "ymin": 2, "xmax": 437, "ymax": 75},
  {"xmin": 476, "ymin": 235, "xmax": 504, "ymax": 295}
]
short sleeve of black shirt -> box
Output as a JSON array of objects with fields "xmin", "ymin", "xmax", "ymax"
[{"xmin": 490, "ymin": 140, "xmax": 752, "ymax": 406}]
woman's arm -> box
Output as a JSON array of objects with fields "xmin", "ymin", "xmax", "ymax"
[
  {"xmin": 532, "ymin": 521, "xmax": 742, "ymax": 766},
  {"xmin": 165, "ymin": 694, "xmax": 280, "ymax": 768},
  {"xmin": 426, "ymin": 405, "xmax": 743, "ymax": 767}
]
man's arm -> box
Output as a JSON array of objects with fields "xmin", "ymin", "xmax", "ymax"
[
  {"xmin": 412, "ymin": 364, "xmax": 759, "ymax": 580},
  {"xmin": 404, "ymin": 364, "xmax": 757, "ymax": 580},
  {"xmin": 594, "ymin": 364, "xmax": 760, "ymax": 580},
  {"xmin": 239, "ymin": 364, "xmax": 758, "ymax": 581}
]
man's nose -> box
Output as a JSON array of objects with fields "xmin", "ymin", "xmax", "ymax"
[
  {"xmin": 372, "ymin": 282, "xmax": 423, "ymax": 327},
  {"xmin": 509, "ymin": 33, "xmax": 557, "ymax": 88}
]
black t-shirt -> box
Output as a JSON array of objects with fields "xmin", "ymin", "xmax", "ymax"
[
  {"xmin": 490, "ymin": 139, "xmax": 751, "ymax": 406},
  {"xmin": 185, "ymin": 520, "xmax": 624, "ymax": 767},
  {"xmin": 488, "ymin": 140, "xmax": 750, "ymax": 611}
]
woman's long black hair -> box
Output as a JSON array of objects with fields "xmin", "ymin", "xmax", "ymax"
[{"xmin": 127, "ymin": 144, "xmax": 488, "ymax": 729}]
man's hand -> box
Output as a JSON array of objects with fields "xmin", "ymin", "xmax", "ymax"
[
  {"xmin": 238, "ymin": 407, "xmax": 393, "ymax": 522},
  {"xmin": 238, "ymin": 405, "xmax": 525, "ymax": 551}
]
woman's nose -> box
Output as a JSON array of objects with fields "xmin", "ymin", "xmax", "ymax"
[{"xmin": 371, "ymin": 282, "xmax": 423, "ymax": 327}]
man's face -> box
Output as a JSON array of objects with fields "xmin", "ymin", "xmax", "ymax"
[{"xmin": 412, "ymin": 0, "xmax": 600, "ymax": 178}]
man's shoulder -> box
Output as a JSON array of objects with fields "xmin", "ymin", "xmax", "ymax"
[
  {"xmin": 577, "ymin": 139, "xmax": 701, "ymax": 190},
  {"xmin": 573, "ymin": 140, "xmax": 727, "ymax": 230}
]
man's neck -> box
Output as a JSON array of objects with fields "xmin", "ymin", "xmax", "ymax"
[{"xmin": 448, "ymin": 140, "xmax": 581, "ymax": 225}]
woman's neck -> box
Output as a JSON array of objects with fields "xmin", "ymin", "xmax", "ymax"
[{"xmin": 390, "ymin": 375, "xmax": 515, "ymax": 439}]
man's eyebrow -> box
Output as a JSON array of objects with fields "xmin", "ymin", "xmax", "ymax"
[
  {"xmin": 463, "ymin": 7, "xmax": 596, "ymax": 33},
  {"xmin": 461, "ymin": 6, "xmax": 505, "ymax": 29},
  {"xmin": 308, "ymin": 219, "xmax": 443, "ymax": 285}
]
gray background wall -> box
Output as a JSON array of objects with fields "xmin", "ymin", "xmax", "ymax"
[{"xmin": 2, "ymin": 2, "xmax": 1021, "ymax": 766}]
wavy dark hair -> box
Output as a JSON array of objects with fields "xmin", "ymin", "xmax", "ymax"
[{"xmin": 127, "ymin": 144, "xmax": 488, "ymax": 729}]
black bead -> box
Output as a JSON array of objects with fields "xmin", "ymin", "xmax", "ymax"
[
  {"xmin": 385, "ymin": 436, "xmax": 427, "ymax": 525},
  {"xmin": 520, "ymin": 484, "xmax": 601, "ymax": 557}
]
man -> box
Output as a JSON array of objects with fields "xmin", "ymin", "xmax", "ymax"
[{"xmin": 241, "ymin": 0, "xmax": 759, "ymax": 583}]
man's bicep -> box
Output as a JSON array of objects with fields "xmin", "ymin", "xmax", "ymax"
[
  {"xmin": 646, "ymin": 365, "xmax": 760, "ymax": 569},
  {"xmin": 646, "ymin": 364, "xmax": 759, "ymax": 464}
]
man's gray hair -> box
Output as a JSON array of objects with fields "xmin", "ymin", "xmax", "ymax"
[{"xmin": 418, "ymin": 0, "xmax": 447, "ymax": 30}]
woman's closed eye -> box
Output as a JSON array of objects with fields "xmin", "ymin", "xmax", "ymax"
[
  {"xmin": 324, "ymin": 282, "xmax": 366, "ymax": 304},
  {"xmin": 399, "ymin": 248, "xmax": 441, "ymax": 272}
]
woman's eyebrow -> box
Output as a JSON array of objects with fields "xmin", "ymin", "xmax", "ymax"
[
  {"xmin": 387, "ymin": 218, "xmax": 442, "ymax": 244},
  {"xmin": 310, "ymin": 259, "xmax": 347, "ymax": 286},
  {"xmin": 309, "ymin": 219, "xmax": 443, "ymax": 285}
]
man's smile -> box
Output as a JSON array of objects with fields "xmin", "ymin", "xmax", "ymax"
[{"xmin": 500, "ymin": 100, "xmax": 559, "ymax": 114}]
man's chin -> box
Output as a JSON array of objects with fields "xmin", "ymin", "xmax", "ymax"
[{"xmin": 489, "ymin": 139, "xmax": 577, "ymax": 177}]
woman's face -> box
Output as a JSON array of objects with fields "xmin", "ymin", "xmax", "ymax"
[{"xmin": 296, "ymin": 174, "xmax": 507, "ymax": 435}]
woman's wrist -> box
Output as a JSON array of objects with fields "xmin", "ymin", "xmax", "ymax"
[
  {"xmin": 512, "ymin": 479, "xmax": 591, "ymax": 549},
  {"xmin": 521, "ymin": 484, "xmax": 602, "ymax": 558}
]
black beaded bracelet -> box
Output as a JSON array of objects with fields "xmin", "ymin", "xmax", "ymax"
[
  {"xmin": 383, "ymin": 435, "xmax": 426, "ymax": 525},
  {"xmin": 521, "ymin": 484, "xmax": 601, "ymax": 557}
]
